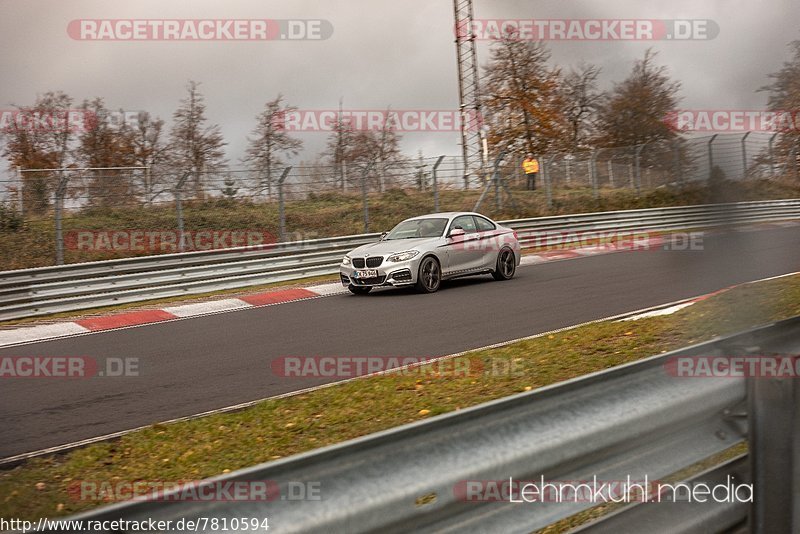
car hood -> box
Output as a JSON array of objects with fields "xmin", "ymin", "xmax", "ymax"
[{"xmin": 348, "ymin": 237, "xmax": 441, "ymax": 257}]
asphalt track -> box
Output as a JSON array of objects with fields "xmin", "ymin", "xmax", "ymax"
[{"xmin": 1, "ymin": 226, "xmax": 798, "ymax": 458}]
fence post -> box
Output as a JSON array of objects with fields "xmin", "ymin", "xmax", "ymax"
[
  {"xmin": 607, "ymin": 158, "xmax": 615, "ymax": 188},
  {"xmin": 144, "ymin": 166, "xmax": 152, "ymax": 207},
  {"xmin": 278, "ymin": 166, "xmax": 292, "ymax": 242},
  {"xmin": 747, "ymin": 367, "xmax": 800, "ymax": 533},
  {"xmin": 174, "ymin": 172, "xmax": 191, "ymax": 252},
  {"xmin": 792, "ymin": 144, "xmax": 799, "ymax": 181},
  {"xmin": 53, "ymin": 171, "xmax": 71, "ymax": 266},
  {"xmin": 590, "ymin": 149, "xmax": 601, "ymax": 199},
  {"xmin": 361, "ymin": 164, "xmax": 372, "ymax": 233},
  {"xmin": 544, "ymin": 155, "xmax": 555, "ymax": 209},
  {"xmin": 768, "ymin": 132, "xmax": 778, "ymax": 178},
  {"xmin": 634, "ymin": 144, "xmax": 645, "ymax": 197},
  {"xmin": 740, "ymin": 131, "xmax": 751, "ymax": 179},
  {"xmin": 707, "ymin": 134, "xmax": 718, "ymax": 180},
  {"xmin": 672, "ymin": 142, "xmax": 683, "ymax": 187},
  {"xmin": 16, "ymin": 166, "xmax": 24, "ymax": 216},
  {"xmin": 432, "ymin": 155, "xmax": 445, "ymax": 212},
  {"xmin": 472, "ymin": 152, "xmax": 506, "ymax": 213},
  {"xmin": 565, "ymin": 157, "xmax": 572, "ymax": 185}
]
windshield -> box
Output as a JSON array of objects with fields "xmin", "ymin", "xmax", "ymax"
[{"xmin": 384, "ymin": 218, "xmax": 448, "ymax": 240}]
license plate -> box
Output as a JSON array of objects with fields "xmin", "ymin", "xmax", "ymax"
[{"xmin": 353, "ymin": 269, "xmax": 378, "ymax": 279}]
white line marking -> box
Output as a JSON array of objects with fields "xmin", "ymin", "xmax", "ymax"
[
  {"xmin": 0, "ymin": 322, "xmax": 89, "ymax": 347},
  {"xmin": 306, "ymin": 282, "xmax": 348, "ymax": 296},
  {"xmin": 163, "ymin": 298, "xmax": 251, "ymax": 317}
]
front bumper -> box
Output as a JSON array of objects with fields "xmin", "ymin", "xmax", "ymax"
[{"xmin": 339, "ymin": 257, "xmax": 420, "ymax": 288}]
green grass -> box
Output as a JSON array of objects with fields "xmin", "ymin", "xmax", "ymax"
[
  {"xmin": 3, "ymin": 178, "xmax": 799, "ymax": 270},
  {"xmin": 2, "ymin": 274, "xmax": 798, "ymax": 522}
]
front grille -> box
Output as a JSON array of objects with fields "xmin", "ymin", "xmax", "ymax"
[
  {"xmin": 353, "ymin": 257, "xmax": 383, "ymax": 268},
  {"xmin": 340, "ymin": 274, "xmax": 350, "ymax": 285},
  {"xmin": 351, "ymin": 275, "xmax": 386, "ymax": 286}
]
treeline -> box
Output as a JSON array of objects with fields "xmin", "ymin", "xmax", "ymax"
[{"xmin": 2, "ymin": 36, "xmax": 799, "ymax": 214}]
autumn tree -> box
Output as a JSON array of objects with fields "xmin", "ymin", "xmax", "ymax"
[
  {"xmin": 244, "ymin": 94, "xmax": 303, "ymax": 199},
  {"xmin": 74, "ymin": 98, "xmax": 138, "ymax": 207},
  {"xmin": 1, "ymin": 91, "xmax": 76, "ymax": 213},
  {"xmin": 344, "ymin": 110, "xmax": 407, "ymax": 191},
  {"xmin": 482, "ymin": 35, "xmax": 566, "ymax": 156},
  {"xmin": 760, "ymin": 39, "xmax": 800, "ymax": 169},
  {"xmin": 169, "ymin": 81, "xmax": 227, "ymax": 199},
  {"xmin": 594, "ymin": 49, "xmax": 681, "ymax": 149}
]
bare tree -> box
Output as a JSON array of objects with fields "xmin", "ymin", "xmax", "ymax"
[
  {"xmin": 322, "ymin": 100, "xmax": 356, "ymax": 190},
  {"xmin": 168, "ymin": 81, "xmax": 227, "ymax": 199},
  {"xmin": 244, "ymin": 94, "xmax": 303, "ymax": 199},
  {"xmin": 130, "ymin": 111, "xmax": 169, "ymax": 203},
  {"xmin": 561, "ymin": 63, "xmax": 602, "ymax": 152}
]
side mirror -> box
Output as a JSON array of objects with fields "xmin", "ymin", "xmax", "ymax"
[
  {"xmin": 380, "ymin": 232, "xmax": 388, "ymax": 241},
  {"xmin": 448, "ymin": 228, "xmax": 466, "ymax": 239}
]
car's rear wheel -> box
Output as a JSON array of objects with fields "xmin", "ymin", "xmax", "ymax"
[
  {"xmin": 348, "ymin": 285, "xmax": 372, "ymax": 295},
  {"xmin": 415, "ymin": 256, "xmax": 441, "ymax": 293},
  {"xmin": 492, "ymin": 249, "xmax": 516, "ymax": 281}
]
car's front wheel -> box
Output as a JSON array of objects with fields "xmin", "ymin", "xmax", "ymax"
[
  {"xmin": 348, "ymin": 285, "xmax": 372, "ymax": 295},
  {"xmin": 415, "ymin": 256, "xmax": 441, "ymax": 293},
  {"xmin": 492, "ymin": 249, "xmax": 516, "ymax": 281}
]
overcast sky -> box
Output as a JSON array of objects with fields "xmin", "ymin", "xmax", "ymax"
[{"xmin": 1, "ymin": 0, "xmax": 799, "ymax": 167}]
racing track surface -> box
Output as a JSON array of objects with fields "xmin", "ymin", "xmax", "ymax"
[{"xmin": 1, "ymin": 226, "xmax": 799, "ymax": 457}]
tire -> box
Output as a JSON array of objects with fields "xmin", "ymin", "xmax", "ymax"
[
  {"xmin": 348, "ymin": 285, "xmax": 372, "ymax": 295},
  {"xmin": 492, "ymin": 249, "xmax": 516, "ymax": 281},
  {"xmin": 415, "ymin": 256, "xmax": 441, "ymax": 293}
]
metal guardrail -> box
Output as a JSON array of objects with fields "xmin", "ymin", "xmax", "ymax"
[
  {"xmin": 51, "ymin": 316, "xmax": 800, "ymax": 533},
  {"xmin": 1, "ymin": 199, "xmax": 799, "ymax": 321}
]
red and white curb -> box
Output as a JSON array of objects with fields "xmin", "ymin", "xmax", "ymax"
[{"xmin": 0, "ymin": 283, "xmax": 347, "ymax": 348}]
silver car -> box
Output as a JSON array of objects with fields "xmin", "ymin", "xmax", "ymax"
[{"xmin": 340, "ymin": 212, "xmax": 521, "ymax": 294}]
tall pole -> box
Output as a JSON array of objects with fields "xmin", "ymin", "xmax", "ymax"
[
  {"xmin": 740, "ymin": 131, "xmax": 751, "ymax": 179},
  {"xmin": 453, "ymin": 0, "xmax": 483, "ymax": 189}
]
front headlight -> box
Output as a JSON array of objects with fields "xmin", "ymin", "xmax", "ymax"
[
  {"xmin": 387, "ymin": 250, "xmax": 420, "ymax": 262},
  {"xmin": 342, "ymin": 255, "xmax": 351, "ymax": 266}
]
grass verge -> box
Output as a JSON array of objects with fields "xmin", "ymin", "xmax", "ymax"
[{"xmin": 1, "ymin": 274, "xmax": 799, "ymax": 523}]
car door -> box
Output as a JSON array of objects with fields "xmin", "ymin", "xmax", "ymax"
[
  {"xmin": 444, "ymin": 215, "xmax": 483, "ymax": 274},
  {"xmin": 474, "ymin": 215, "xmax": 501, "ymax": 269}
]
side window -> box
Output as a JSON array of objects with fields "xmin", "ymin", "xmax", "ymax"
[
  {"xmin": 451, "ymin": 215, "xmax": 477, "ymax": 233},
  {"xmin": 475, "ymin": 216, "xmax": 496, "ymax": 232}
]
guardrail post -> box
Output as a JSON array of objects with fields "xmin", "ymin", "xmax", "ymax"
[
  {"xmin": 747, "ymin": 362, "xmax": 800, "ymax": 533},
  {"xmin": 277, "ymin": 166, "xmax": 292, "ymax": 242},
  {"xmin": 707, "ymin": 134, "xmax": 718, "ymax": 181},
  {"xmin": 432, "ymin": 155, "xmax": 445, "ymax": 212},
  {"xmin": 54, "ymin": 170, "xmax": 70, "ymax": 265},
  {"xmin": 174, "ymin": 172, "xmax": 191, "ymax": 252},
  {"xmin": 768, "ymin": 132, "xmax": 779, "ymax": 178},
  {"xmin": 740, "ymin": 132, "xmax": 751, "ymax": 179}
]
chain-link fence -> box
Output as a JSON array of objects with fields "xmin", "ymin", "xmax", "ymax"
[{"xmin": 0, "ymin": 132, "xmax": 798, "ymax": 268}]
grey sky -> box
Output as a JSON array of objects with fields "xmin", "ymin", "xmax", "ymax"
[{"xmin": 1, "ymin": 0, "xmax": 799, "ymax": 166}]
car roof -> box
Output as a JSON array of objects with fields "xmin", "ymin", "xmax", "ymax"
[{"xmin": 404, "ymin": 212, "xmax": 487, "ymax": 221}]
